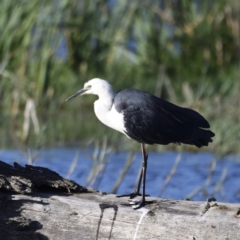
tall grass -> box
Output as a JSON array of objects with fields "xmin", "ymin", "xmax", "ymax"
[{"xmin": 0, "ymin": 0, "xmax": 239, "ymax": 154}]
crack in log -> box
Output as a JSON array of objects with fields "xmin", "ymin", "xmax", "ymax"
[
  {"xmin": 96, "ymin": 203, "xmax": 118, "ymax": 240},
  {"xmin": 201, "ymin": 198, "xmax": 217, "ymax": 216},
  {"xmin": 201, "ymin": 198, "xmax": 232, "ymax": 217},
  {"xmin": 234, "ymin": 208, "xmax": 240, "ymax": 218}
]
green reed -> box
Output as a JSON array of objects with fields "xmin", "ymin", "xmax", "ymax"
[{"xmin": 0, "ymin": 0, "xmax": 239, "ymax": 154}]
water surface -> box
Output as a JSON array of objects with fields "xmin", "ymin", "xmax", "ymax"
[{"xmin": 1, "ymin": 149, "xmax": 239, "ymax": 203}]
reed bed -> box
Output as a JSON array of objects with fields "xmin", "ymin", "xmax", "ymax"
[{"xmin": 0, "ymin": 0, "xmax": 239, "ymax": 155}]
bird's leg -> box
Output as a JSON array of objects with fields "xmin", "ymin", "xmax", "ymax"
[
  {"xmin": 133, "ymin": 166, "xmax": 143, "ymax": 197},
  {"xmin": 132, "ymin": 143, "xmax": 154, "ymax": 209},
  {"xmin": 128, "ymin": 165, "xmax": 148, "ymax": 199},
  {"xmin": 116, "ymin": 145, "xmax": 149, "ymax": 199},
  {"xmin": 116, "ymin": 168, "xmax": 143, "ymax": 199},
  {"xmin": 141, "ymin": 143, "xmax": 147, "ymax": 203}
]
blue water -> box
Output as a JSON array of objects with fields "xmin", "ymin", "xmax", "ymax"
[{"xmin": 1, "ymin": 149, "xmax": 240, "ymax": 203}]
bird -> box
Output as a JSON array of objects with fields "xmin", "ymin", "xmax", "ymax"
[{"xmin": 66, "ymin": 78, "xmax": 215, "ymax": 209}]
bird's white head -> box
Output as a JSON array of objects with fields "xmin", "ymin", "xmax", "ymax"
[
  {"xmin": 66, "ymin": 78, "xmax": 114, "ymax": 101},
  {"xmin": 83, "ymin": 78, "xmax": 113, "ymax": 96}
]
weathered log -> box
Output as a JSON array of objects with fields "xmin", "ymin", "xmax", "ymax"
[{"xmin": 0, "ymin": 160, "xmax": 239, "ymax": 240}]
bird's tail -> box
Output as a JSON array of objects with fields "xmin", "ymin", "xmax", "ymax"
[{"xmin": 181, "ymin": 129, "xmax": 215, "ymax": 148}]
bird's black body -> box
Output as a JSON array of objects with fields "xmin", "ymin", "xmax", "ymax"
[{"xmin": 114, "ymin": 89, "xmax": 214, "ymax": 148}]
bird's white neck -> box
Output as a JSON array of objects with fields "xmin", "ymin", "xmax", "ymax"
[
  {"xmin": 93, "ymin": 88, "xmax": 126, "ymax": 133},
  {"xmin": 96, "ymin": 88, "xmax": 116, "ymax": 110}
]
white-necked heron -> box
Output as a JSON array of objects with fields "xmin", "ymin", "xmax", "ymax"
[{"xmin": 66, "ymin": 78, "xmax": 215, "ymax": 208}]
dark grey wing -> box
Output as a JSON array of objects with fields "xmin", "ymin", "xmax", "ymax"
[{"xmin": 114, "ymin": 89, "xmax": 215, "ymax": 147}]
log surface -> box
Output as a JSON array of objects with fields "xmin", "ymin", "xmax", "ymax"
[{"xmin": 0, "ymin": 160, "xmax": 239, "ymax": 240}]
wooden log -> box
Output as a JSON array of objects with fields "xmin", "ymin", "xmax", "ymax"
[{"xmin": 0, "ymin": 160, "xmax": 239, "ymax": 240}]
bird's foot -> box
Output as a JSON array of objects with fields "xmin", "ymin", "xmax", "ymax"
[
  {"xmin": 129, "ymin": 198, "xmax": 155, "ymax": 210},
  {"xmin": 116, "ymin": 192, "xmax": 150, "ymax": 199}
]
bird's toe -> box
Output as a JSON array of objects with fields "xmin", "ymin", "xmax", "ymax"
[{"xmin": 116, "ymin": 192, "xmax": 150, "ymax": 199}]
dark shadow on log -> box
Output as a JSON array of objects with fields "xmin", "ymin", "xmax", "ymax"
[
  {"xmin": 0, "ymin": 193, "xmax": 47, "ymax": 239},
  {"xmin": 0, "ymin": 160, "xmax": 92, "ymax": 240}
]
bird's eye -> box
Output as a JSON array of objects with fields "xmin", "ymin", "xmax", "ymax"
[{"xmin": 87, "ymin": 85, "xmax": 91, "ymax": 89}]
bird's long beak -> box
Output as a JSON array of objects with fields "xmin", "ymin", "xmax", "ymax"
[{"xmin": 66, "ymin": 88, "xmax": 87, "ymax": 101}]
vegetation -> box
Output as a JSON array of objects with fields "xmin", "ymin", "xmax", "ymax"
[{"xmin": 0, "ymin": 0, "xmax": 239, "ymax": 154}]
